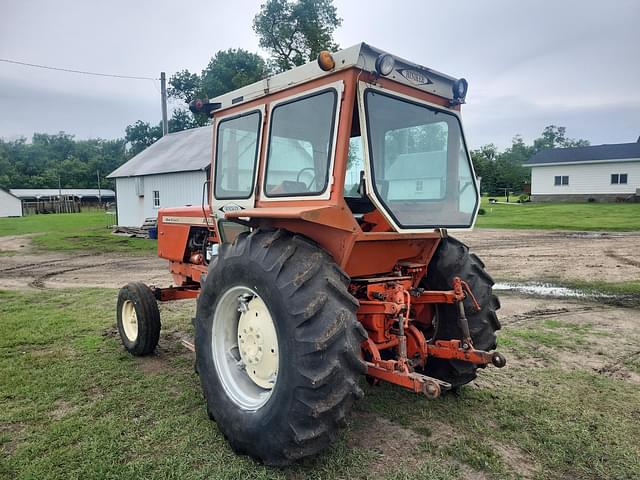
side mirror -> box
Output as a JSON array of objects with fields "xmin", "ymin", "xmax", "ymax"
[{"xmin": 189, "ymin": 99, "xmax": 222, "ymax": 117}]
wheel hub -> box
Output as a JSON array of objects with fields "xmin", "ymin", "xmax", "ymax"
[
  {"xmin": 121, "ymin": 299, "xmax": 138, "ymax": 341},
  {"xmin": 237, "ymin": 296, "xmax": 278, "ymax": 389}
]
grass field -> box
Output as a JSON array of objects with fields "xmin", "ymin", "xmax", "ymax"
[
  {"xmin": 476, "ymin": 200, "xmax": 640, "ymax": 231},
  {"xmin": 0, "ymin": 212, "xmax": 155, "ymax": 254},
  {"xmin": 1, "ymin": 288, "xmax": 639, "ymax": 479}
]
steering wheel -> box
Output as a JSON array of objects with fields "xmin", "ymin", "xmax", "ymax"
[{"xmin": 296, "ymin": 167, "xmax": 316, "ymax": 191}]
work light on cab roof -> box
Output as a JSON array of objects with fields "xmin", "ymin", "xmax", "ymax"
[{"xmin": 115, "ymin": 42, "xmax": 505, "ymax": 466}]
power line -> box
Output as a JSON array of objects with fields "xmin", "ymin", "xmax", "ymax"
[{"xmin": 0, "ymin": 58, "xmax": 158, "ymax": 81}]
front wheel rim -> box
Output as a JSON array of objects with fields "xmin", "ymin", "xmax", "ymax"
[
  {"xmin": 121, "ymin": 299, "xmax": 138, "ymax": 341},
  {"xmin": 212, "ymin": 286, "xmax": 279, "ymax": 410}
]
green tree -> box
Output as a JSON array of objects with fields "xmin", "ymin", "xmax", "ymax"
[
  {"xmin": 169, "ymin": 49, "xmax": 267, "ymax": 104},
  {"xmin": 124, "ymin": 121, "xmax": 163, "ymax": 156},
  {"xmin": 167, "ymin": 48, "xmax": 267, "ymax": 127},
  {"xmin": 253, "ymin": 0, "xmax": 342, "ymax": 71},
  {"xmin": 533, "ymin": 125, "xmax": 590, "ymax": 151},
  {"xmin": 0, "ymin": 133, "xmax": 126, "ymax": 190}
]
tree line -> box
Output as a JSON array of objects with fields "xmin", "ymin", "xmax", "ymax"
[
  {"xmin": 471, "ymin": 125, "xmax": 589, "ymax": 196},
  {"xmin": 0, "ymin": 0, "xmax": 588, "ymax": 195}
]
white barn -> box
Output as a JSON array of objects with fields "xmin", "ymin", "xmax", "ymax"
[
  {"xmin": 524, "ymin": 141, "xmax": 640, "ymax": 202},
  {"xmin": 108, "ymin": 126, "xmax": 212, "ymax": 227},
  {"xmin": 0, "ymin": 188, "xmax": 23, "ymax": 217}
]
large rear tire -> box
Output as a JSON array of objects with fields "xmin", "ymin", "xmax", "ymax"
[
  {"xmin": 194, "ymin": 229, "xmax": 367, "ymax": 465},
  {"xmin": 421, "ymin": 236, "xmax": 501, "ymax": 388}
]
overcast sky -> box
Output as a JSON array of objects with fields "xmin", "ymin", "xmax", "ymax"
[{"xmin": 1, "ymin": 0, "xmax": 639, "ymax": 149}]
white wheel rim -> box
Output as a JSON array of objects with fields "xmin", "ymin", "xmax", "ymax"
[
  {"xmin": 212, "ymin": 286, "xmax": 279, "ymax": 410},
  {"xmin": 121, "ymin": 299, "xmax": 138, "ymax": 341}
]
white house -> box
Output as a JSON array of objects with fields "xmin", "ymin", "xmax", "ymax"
[
  {"xmin": 107, "ymin": 126, "xmax": 212, "ymax": 227},
  {"xmin": 524, "ymin": 140, "xmax": 640, "ymax": 202},
  {"xmin": 0, "ymin": 188, "xmax": 23, "ymax": 217}
]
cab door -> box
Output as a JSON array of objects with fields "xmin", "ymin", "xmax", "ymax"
[{"xmin": 210, "ymin": 105, "xmax": 264, "ymax": 243}]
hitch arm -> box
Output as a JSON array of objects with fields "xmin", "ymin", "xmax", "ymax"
[{"xmin": 427, "ymin": 339, "xmax": 506, "ymax": 368}]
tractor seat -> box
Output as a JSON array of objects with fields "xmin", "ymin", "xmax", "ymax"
[{"xmin": 344, "ymin": 195, "xmax": 376, "ymax": 214}]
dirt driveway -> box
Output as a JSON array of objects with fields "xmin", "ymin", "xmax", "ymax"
[
  {"xmin": 1, "ymin": 229, "xmax": 639, "ymax": 290},
  {"xmin": 458, "ymin": 229, "xmax": 640, "ymax": 284},
  {"xmin": 0, "ymin": 235, "xmax": 171, "ymax": 290}
]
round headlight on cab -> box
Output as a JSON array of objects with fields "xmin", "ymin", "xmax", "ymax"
[
  {"xmin": 375, "ymin": 54, "xmax": 395, "ymax": 76},
  {"xmin": 452, "ymin": 78, "xmax": 468, "ymax": 101},
  {"xmin": 317, "ymin": 50, "xmax": 336, "ymax": 71}
]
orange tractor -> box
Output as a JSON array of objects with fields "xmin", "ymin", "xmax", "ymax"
[{"xmin": 116, "ymin": 43, "xmax": 505, "ymax": 465}]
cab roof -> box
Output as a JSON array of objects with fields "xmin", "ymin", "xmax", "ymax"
[{"xmin": 209, "ymin": 43, "xmax": 460, "ymax": 112}]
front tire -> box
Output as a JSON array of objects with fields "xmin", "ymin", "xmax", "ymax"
[
  {"xmin": 117, "ymin": 282, "xmax": 161, "ymax": 356},
  {"xmin": 194, "ymin": 229, "xmax": 366, "ymax": 465}
]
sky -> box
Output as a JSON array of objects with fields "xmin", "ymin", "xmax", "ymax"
[{"xmin": 1, "ymin": 0, "xmax": 639, "ymax": 149}]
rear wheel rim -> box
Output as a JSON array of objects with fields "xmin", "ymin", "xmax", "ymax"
[
  {"xmin": 212, "ymin": 286, "xmax": 279, "ymax": 411},
  {"xmin": 121, "ymin": 300, "xmax": 138, "ymax": 341}
]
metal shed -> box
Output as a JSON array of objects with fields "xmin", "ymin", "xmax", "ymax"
[{"xmin": 107, "ymin": 126, "xmax": 212, "ymax": 227}]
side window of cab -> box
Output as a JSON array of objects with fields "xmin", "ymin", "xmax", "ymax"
[
  {"xmin": 214, "ymin": 110, "xmax": 262, "ymax": 200},
  {"xmin": 264, "ymin": 89, "xmax": 337, "ymax": 197}
]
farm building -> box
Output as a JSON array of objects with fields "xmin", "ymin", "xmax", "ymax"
[
  {"xmin": 0, "ymin": 188, "xmax": 23, "ymax": 217},
  {"xmin": 524, "ymin": 140, "xmax": 640, "ymax": 202},
  {"xmin": 9, "ymin": 188, "xmax": 115, "ymax": 203},
  {"xmin": 107, "ymin": 126, "xmax": 212, "ymax": 227}
]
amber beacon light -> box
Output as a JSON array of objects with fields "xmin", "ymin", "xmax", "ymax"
[{"xmin": 317, "ymin": 50, "xmax": 336, "ymax": 71}]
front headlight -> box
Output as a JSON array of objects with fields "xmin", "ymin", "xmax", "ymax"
[
  {"xmin": 452, "ymin": 78, "xmax": 468, "ymax": 101},
  {"xmin": 375, "ymin": 54, "xmax": 395, "ymax": 76}
]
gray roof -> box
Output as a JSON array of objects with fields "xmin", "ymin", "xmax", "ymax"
[
  {"xmin": 10, "ymin": 188, "xmax": 115, "ymax": 199},
  {"xmin": 525, "ymin": 141, "xmax": 640, "ymax": 166},
  {"xmin": 108, "ymin": 126, "xmax": 212, "ymax": 178},
  {"xmin": 0, "ymin": 188, "xmax": 21, "ymax": 200}
]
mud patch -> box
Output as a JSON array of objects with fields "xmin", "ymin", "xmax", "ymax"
[
  {"xmin": 137, "ymin": 355, "xmax": 170, "ymax": 375},
  {"xmin": 493, "ymin": 444, "xmax": 537, "ymax": 479},
  {"xmin": 0, "ymin": 234, "xmax": 34, "ymax": 252},
  {"xmin": 50, "ymin": 399, "xmax": 78, "ymax": 420},
  {"xmin": 457, "ymin": 229, "xmax": 640, "ymax": 285},
  {"xmin": 0, "ymin": 421, "xmax": 26, "ymax": 455},
  {"xmin": 349, "ymin": 412, "xmax": 422, "ymax": 474}
]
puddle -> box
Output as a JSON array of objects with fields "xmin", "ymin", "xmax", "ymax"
[
  {"xmin": 494, "ymin": 282, "xmax": 603, "ymax": 299},
  {"xmin": 495, "ymin": 282, "xmax": 639, "ymax": 308}
]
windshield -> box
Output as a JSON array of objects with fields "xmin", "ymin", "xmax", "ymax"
[{"xmin": 364, "ymin": 89, "xmax": 478, "ymax": 228}]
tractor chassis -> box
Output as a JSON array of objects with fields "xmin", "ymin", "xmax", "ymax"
[{"xmin": 148, "ymin": 260, "xmax": 505, "ymax": 400}]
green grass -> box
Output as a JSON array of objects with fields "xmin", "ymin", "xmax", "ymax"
[
  {"xmin": 0, "ymin": 212, "xmax": 156, "ymax": 254},
  {"xmin": 476, "ymin": 200, "xmax": 640, "ymax": 231},
  {"xmin": 1, "ymin": 288, "xmax": 639, "ymax": 479}
]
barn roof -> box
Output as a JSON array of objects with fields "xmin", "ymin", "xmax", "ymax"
[
  {"xmin": 0, "ymin": 188, "xmax": 22, "ymax": 201},
  {"xmin": 524, "ymin": 141, "xmax": 640, "ymax": 166},
  {"xmin": 108, "ymin": 126, "xmax": 211, "ymax": 178},
  {"xmin": 10, "ymin": 188, "xmax": 115, "ymax": 199}
]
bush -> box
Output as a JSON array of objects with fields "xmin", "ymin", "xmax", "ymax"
[{"xmin": 478, "ymin": 208, "xmax": 486, "ymax": 215}]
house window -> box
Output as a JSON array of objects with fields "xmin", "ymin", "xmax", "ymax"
[
  {"xmin": 153, "ymin": 190, "xmax": 160, "ymax": 208},
  {"xmin": 554, "ymin": 175, "xmax": 569, "ymax": 186},
  {"xmin": 415, "ymin": 179, "xmax": 424, "ymax": 192},
  {"xmin": 611, "ymin": 173, "xmax": 628, "ymax": 184}
]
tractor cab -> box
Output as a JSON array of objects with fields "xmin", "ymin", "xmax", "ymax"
[{"xmin": 202, "ymin": 43, "xmax": 478, "ymax": 239}]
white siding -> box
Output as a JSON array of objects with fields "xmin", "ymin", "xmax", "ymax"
[
  {"xmin": 115, "ymin": 171, "xmax": 207, "ymax": 227},
  {"xmin": 0, "ymin": 190, "xmax": 22, "ymax": 217},
  {"xmin": 530, "ymin": 160, "xmax": 640, "ymax": 195}
]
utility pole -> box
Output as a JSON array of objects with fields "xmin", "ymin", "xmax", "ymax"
[
  {"xmin": 160, "ymin": 71, "xmax": 168, "ymax": 136},
  {"xmin": 97, "ymin": 170, "xmax": 102, "ymax": 204},
  {"xmin": 58, "ymin": 175, "xmax": 62, "ymax": 214}
]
